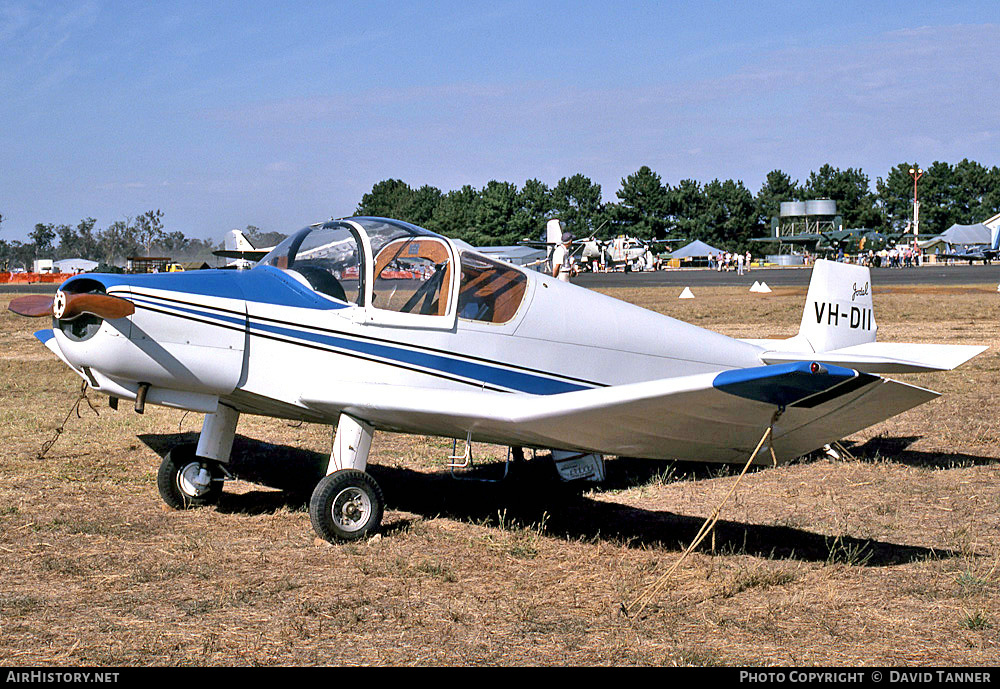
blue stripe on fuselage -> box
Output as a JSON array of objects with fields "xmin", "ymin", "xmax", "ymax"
[
  {"xmin": 248, "ymin": 319, "xmax": 589, "ymax": 395},
  {"xmin": 123, "ymin": 288, "xmax": 588, "ymax": 395},
  {"xmin": 128, "ymin": 295, "xmax": 247, "ymax": 328}
]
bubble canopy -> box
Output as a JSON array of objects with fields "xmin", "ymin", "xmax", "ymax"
[
  {"xmin": 255, "ymin": 216, "xmax": 528, "ymax": 326},
  {"xmin": 256, "ymin": 217, "xmax": 445, "ymax": 306}
]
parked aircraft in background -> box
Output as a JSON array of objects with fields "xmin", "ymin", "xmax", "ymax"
[
  {"xmin": 591, "ymin": 235, "xmax": 680, "ymax": 272},
  {"xmin": 522, "ymin": 220, "xmax": 678, "ymax": 272},
  {"xmin": 752, "ymin": 228, "xmax": 929, "ymax": 256},
  {"xmin": 9, "ymin": 217, "xmax": 985, "ymax": 544},
  {"xmin": 938, "ymin": 227, "xmax": 1000, "ymax": 264},
  {"xmin": 213, "ymin": 230, "xmax": 274, "ymax": 268}
]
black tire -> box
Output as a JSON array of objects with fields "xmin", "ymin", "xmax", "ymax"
[
  {"xmin": 157, "ymin": 445, "xmax": 224, "ymax": 509},
  {"xmin": 310, "ymin": 470, "xmax": 384, "ymax": 542}
]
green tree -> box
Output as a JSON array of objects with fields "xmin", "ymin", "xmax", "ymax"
[
  {"xmin": 54, "ymin": 223, "xmax": 78, "ymax": 258},
  {"xmin": 30, "ymin": 223, "xmax": 56, "ymax": 257},
  {"xmin": 984, "ymin": 166, "xmax": 1000, "ymax": 219},
  {"xmin": 509, "ymin": 178, "xmax": 555, "ymax": 242},
  {"xmin": 134, "ymin": 209, "xmax": 165, "ymax": 256},
  {"xmin": 668, "ymin": 179, "xmax": 707, "ymax": 239},
  {"xmin": 702, "ymin": 179, "xmax": 757, "ymax": 250},
  {"xmin": 952, "ymin": 158, "xmax": 992, "ymax": 223},
  {"xmin": 551, "ymin": 174, "xmax": 603, "ymax": 238},
  {"xmin": 356, "ymin": 179, "xmax": 415, "ymax": 219},
  {"xmin": 472, "ymin": 180, "xmax": 519, "ymax": 245},
  {"xmin": 916, "ymin": 161, "xmax": 959, "ymax": 234},
  {"xmin": 755, "ymin": 170, "xmax": 800, "ymax": 228},
  {"xmin": 429, "ymin": 185, "xmax": 480, "ymax": 242},
  {"xmin": 802, "ymin": 165, "xmax": 881, "ymax": 228},
  {"xmin": 408, "ymin": 185, "xmax": 443, "ymax": 227},
  {"xmin": 97, "ymin": 219, "xmax": 138, "ymax": 265},
  {"xmin": 74, "ymin": 218, "xmax": 99, "ymax": 259},
  {"xmin": 875, "ymin": 163, "xmax": 920, "ymax": 232},
  {"xmin": 610, "ymin": 166, "xmax": 670, "ymax": 239}
]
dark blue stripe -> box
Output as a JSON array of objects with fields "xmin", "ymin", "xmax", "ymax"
[
  {"xmin": 125, "ymin": 291, "xmax": 585, "ymax": 395},
  {"xmin": 249, "ymin": 320, "xmax": 589, "ymax": 395},
  {"xmin": 129, "ymin": 295, "xmax": 247, "ymax": 328},
  {"xmin": 34, "ymin": 329, "xmax": 55, "ymax": 345},
  {"xmin": 713, "ymin": 362, "xmax": 858, "ymax": 407}
]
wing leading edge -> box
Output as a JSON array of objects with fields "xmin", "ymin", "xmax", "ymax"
[{"xmin": 299, "ymin": 362, "xmax": 937, "ymax": 464}]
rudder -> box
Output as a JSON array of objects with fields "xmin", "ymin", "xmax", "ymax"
[{"xmin": 798, "ymin": 259, "xmax": 877, "ymax": 352}]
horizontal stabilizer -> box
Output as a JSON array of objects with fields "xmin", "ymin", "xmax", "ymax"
[
  {"xmin": 759, "ymin": 342, "xmax": 988, "ymax": 373},
  {"xmin": 212, "ymin": 249, "xmax": 269, "ymax": 261}
]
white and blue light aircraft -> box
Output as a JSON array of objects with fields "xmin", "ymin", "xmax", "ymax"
[{"xmin": 9, "ymin": 217, "xmax": 986, "ymax": 542}]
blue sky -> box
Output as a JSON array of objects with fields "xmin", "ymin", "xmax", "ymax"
[{"xmin": 1, "ymin": 1, "xmax": 997, "ymax": 242}]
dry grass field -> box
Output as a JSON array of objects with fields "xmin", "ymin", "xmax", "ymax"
[{"xmin": 1, "ymin": 281, "xmax": 998, "ymax": 667}]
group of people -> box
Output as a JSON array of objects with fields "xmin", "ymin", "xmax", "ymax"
[
  {"xmin": 856, "ymin": 247, "xmax": 921, "ymax": 268},
  {"xmin": 709, "ymin": 251, "xmax": 753, "ymax": 275}
]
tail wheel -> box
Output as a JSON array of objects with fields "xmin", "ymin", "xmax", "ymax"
[
  {"xmin": 310, "ymin": 469, "xmax": 384, "ymax": 542},
  {"xmin": 157, "ymin": 445, "xmax": 224, "ymax": 509}
]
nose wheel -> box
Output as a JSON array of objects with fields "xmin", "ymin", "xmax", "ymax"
[
  {"xmin": 157, "ymin": 445, "xmax": 224, "ymax": 509},
  {"xmin": 310, "ymin": 470, "xmax": 384, "ymax": 542}
]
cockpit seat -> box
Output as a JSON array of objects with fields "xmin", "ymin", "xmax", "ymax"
[{"xmin": 295, "ymin": 266, "xmax": 348, "ymax": 303}]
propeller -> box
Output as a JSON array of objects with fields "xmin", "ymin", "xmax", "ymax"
[{"xmin": 8, "ymin": 291, "xmax": 135, "ymax": 320}]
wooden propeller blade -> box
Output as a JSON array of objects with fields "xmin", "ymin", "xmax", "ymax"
[
  {"xmin": 7, "ymin": 295, "xmax": 55, "ymax": 317},
  {"xmin": 59, "ymin": 293, "xmax": 135, "ymax": 320}
]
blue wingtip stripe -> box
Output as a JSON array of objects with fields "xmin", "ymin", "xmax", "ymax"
[
  {"xmin": 34, "ymin": 329, "xmax": 55, "ymax": 345},
  {"xmin": 713, "ymin": 361, "xmax": 860, "ymax": 407}
]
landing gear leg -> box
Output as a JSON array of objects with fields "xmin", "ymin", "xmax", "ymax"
[
  {"xmin": 310, "ymin": 414, "xmax": 384, "ymax": 542},
  {"xmin": 196, "ymin": 403, "xmax": 240, "ymax": 464}
]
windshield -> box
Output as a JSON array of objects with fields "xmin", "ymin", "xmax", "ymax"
[
  {"xmin": 256, "ymin": 217, "xmax": 448, "ymax": 307},
  {"xmin": 258, "ymin": 222, "xmax": 363, "ymax": 304}
]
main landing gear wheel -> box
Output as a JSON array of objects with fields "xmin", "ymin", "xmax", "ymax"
[
  {"xmin": 157, "ymin": 445, "xmax": 224, "ymax": 509},
  {"xmin": 310, "ymin": 469, "xmax": 384, "ymax": 543}
]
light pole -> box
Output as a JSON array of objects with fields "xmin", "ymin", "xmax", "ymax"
[{"xmin": 909, "ymin": 167, "xmax": 924, "ymax": 260}]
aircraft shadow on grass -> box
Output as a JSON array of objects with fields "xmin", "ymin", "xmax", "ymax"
[
  {"xmin": 845, "ymin": 435, "xmax": 1000, "ymax": 469},
  {"xmin": 140, "ymin": 432, "xmax": 966, "ymax": 566}
]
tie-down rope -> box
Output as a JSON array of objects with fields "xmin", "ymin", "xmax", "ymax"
[{"xmin": 624, "ymin": 411, "xmax": 780, "ymax": 617}]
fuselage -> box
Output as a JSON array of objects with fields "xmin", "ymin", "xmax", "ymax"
[{"xmin": 45, "ymin": 217, "xmax": 765, "ymax": 432}]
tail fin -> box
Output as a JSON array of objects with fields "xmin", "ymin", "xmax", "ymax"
[
  {"xmin": 545, "ymin": 218, "xmax": 564, "ymax": 245},
  {"xmin": 224, "ymin": 230, "xmax": 256, "ymax": 252},
  {"xmin": 798, "ymin": 259, "xmax": 876, "ymax": 352},
  {"xmin": 991, "ymin": 224, "xmax": 1000, "ymax": 252},
  {"xmin": 749, "ymin": 258, "xmax": 986, "ymax": 372}
]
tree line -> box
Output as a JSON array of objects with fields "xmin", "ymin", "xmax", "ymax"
[
  {"xmin": 3, "ymin": 158, "xmax": 999, "ymax": 269},
  {"xmin": 0, "ymin": 210, "xmax": 217, "ymax": 271},
  {"xmin": 357, "ymin": 159, "xmax": 1000, "ymax": 250}
]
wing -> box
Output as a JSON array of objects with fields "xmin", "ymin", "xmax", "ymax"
[
  {"xmin": 299, "ymin": 362, "xmax": 937, "ymax": 464},
  {"xmin": 749, "ymin": 234, "xmax": 822, "ymax": 245}
]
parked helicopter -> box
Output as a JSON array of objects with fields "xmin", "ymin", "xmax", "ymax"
[
  {"xmin": 523, "ymin": 220, "xmax": 678, "ymax": 272},
  {"xmin": 9, "ymin": 216, "xmax": 985, "ymax": 543}
]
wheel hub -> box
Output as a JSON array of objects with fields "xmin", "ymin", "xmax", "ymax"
[
  {"xmin": 178, "ymin": 462, "xmax": 213, "ymax": 497},
  {"xmin": 331, "ymin": 487, "xmax": 372, "ymax": 532}
]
